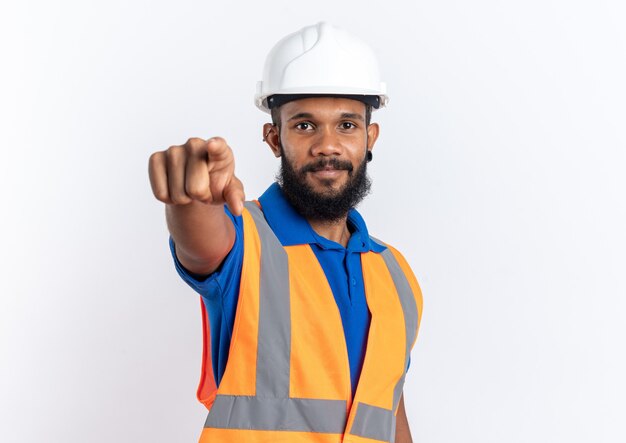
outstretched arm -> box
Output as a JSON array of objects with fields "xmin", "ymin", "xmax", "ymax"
[{"xmin": 149, "ymin": 137, "xmax": 245, "ymax": 276}]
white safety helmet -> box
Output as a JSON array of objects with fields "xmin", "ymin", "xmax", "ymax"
[{"xmin": 255, "ymin": 21, "xmax": 388, "ymax": 114}]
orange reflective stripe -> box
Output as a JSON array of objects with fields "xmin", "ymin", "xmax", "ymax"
[
  {"xmin": 199, "ymin": 428, "xmax": 343, "ymax": 443},
  {"xmin": 216, "ymin": 207, "xmax": 260, "ymax": 395},
  {"xmin": 352, "ymin": 251, "xmax": 406, "ymax": 410},
  {"xmin": 196, "ymin": 297, "xmax": 217, "ymax": 409},
  {"xmin": 345, "ymin": 245, "xmax": 420, "ymax": 443},
  {"xmin": 344, "ymin": 250, "xmax": 406, "ymax": 442},
  {"xmin": 287, "ymin": 244, "xmax": 351, "ymax": 403}
]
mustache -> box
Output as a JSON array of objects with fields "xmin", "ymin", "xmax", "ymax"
[{"xmin": 300, "ymin": 158, "xmax": 354, "ymax": 174}]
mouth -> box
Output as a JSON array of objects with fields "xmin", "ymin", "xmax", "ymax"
[
  {"xmin": 305, "ymin": 159, "xmax": 352, "ymax": 173},
  {"xmin": 310, "ymin": 168, "xmax": 345, "ymax": 178}
]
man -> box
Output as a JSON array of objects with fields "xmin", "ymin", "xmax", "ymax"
[{"xmin": 149, "ymin": 22, "xmax": 422, "ymax": 443}]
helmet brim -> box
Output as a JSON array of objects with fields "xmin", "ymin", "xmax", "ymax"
[{"xmin": 267, "ymin": 93, "xmax": 381, "ymax": 110}]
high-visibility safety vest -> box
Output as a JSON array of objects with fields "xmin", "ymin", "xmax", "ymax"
[{"xmin": 197, "ymin": 201, "xmax": 423, "ymax": 443}]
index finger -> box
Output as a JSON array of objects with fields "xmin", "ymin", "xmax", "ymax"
[
  {"xmin": 223, "ymin": 176, "xmax": 245, "ymax": 217},
  {"xmin": 205, "ymin": 137, "xmax": 231, "ymax": 160}
]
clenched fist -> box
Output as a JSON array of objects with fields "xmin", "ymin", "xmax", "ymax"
[{"xmin": 148, "ymin": 137, "xmax": 245, "ymax": 216}]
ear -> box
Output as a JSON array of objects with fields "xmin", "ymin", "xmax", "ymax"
[
  {"xmin": 263, "ymin": 123, "xmax": 281, "ymax": 157},
  {"xmin": 366, "ymin": 122, "xmax": 380, "ymax": 151}
]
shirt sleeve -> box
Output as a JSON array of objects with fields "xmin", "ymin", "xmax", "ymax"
[{"xmin": 168, "ymin": 205, "xmax": 244, "ymax": 387}]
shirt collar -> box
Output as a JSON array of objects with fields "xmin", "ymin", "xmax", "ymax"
[{"xmin": 257, "ymin": 182, "xmax": 386, "ymax": 253}]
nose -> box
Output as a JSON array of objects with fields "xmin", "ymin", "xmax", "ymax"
[{"xmin": 310, "ymin": 128, "xmax": 342, "ymax": 157}]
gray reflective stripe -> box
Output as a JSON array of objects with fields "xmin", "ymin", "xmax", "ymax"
[
  {"xmin": 205, "ymin": 395, "xmax": 347, "ymax": 433},
  {"xmin": 350, "ymin": 403, "xmax": 394, "ymax": 442},
  {"xmin": 379, "ymin": 244, "xmax": 419, "ymax": 412},
  {"xmin": 244, "ymin": 202, "xmax": 291, "ymax": 397}
]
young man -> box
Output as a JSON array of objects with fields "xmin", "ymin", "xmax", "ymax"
[{"xmin": 149, "ymin": 22, "xmax": 422, "ymax": 443}]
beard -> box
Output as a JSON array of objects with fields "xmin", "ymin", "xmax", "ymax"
[{"xmin": 277, "ymin": 147, "xmax": 372, "ymax": 223}]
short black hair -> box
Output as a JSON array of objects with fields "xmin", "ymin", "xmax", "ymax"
[{"xmin": 271, "ymin": 102, "xmax": 373, "ymax": 128}]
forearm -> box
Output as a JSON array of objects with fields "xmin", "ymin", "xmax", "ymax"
[
  {"xmin": 395, "ymin": 393, "xmax": 413, "ymax": 443},
  {"xmin": 166, "ymin": 201, "xmax": 235, "ymax": 274},
  {"xmin": 395, "ymin": 423, "xmax": 413, "ymax": 443}
]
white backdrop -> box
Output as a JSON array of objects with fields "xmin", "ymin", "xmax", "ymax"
[{"xmin": 1, "ymin": 1, "xmax": 625, "ymax": 442}]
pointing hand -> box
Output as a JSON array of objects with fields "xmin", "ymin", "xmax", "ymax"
[{"xmin": 149, "ymin": 137, "xmax": 245, "ymax": 216}]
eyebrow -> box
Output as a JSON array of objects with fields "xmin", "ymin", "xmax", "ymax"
[
  {"xmin": 340, "ymin": 112, "xmax": 364, "ymax": 121},
  {"xmin": 287, "ymin": 112, "xmax": 364, "ymax": 122},
  {"xmin": 287, "ymin": 112, "xmax": 314, "ymax": 122}
]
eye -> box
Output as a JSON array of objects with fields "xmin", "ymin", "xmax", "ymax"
[
  {"xmin": 295, "ymin": 122, "xmax": 314, "ymax": 131},
  {"xmin": 340, "ymin": 122, "xmax": 357, "ymax": 130}
]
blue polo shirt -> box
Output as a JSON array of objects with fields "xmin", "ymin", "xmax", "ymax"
[{"xmin": 170, "ymin": 182, "xmax": 409, "ymax": 399}]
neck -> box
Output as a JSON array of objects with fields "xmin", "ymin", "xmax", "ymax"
[{"xmin": 307, "ymin": 215, "xmax": 351, "ymax": 248}]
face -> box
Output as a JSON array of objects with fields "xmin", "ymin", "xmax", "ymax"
[{"xmin": 263, "ymin": 97, "xmax": 380, "ymax": 222}]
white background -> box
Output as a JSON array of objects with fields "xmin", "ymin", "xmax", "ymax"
[{"xmin": 1, "ymin": 1, "xmax": 625, "ymax": 442}]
